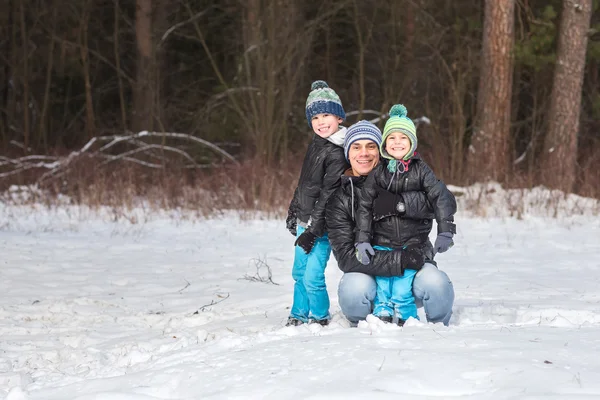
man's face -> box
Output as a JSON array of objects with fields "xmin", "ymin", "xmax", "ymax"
[
  {"xmin": 311, "ymin": 113, "xmax": 343, "ymax": 138},
  {"xmin": 348, "ymin": 139, "xmax": 380, "ymax": 176}
]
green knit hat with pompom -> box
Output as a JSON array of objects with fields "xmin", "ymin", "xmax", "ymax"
[{"xmin": 381, "ymin": 104, "xmax": 417, "ymax": 161}]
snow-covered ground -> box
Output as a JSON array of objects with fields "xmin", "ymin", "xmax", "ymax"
[{"xmin": 2, "ymin": 189, "xmax": 600, "ymax": 399}]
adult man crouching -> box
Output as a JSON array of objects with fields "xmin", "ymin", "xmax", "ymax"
[{"xmin": 325, "ymin": 120, "xmax": 455, "ymax": 325}]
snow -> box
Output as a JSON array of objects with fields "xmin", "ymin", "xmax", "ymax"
[{"xmin": 2, "ymin": 187, "xmax": 600, "ymax": 399}]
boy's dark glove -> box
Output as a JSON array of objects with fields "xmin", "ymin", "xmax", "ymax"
[
  {"xmin": 433, "ymin": 232, "xmax": 454, "ymax": 255},
  {"xmin": 401, "ymin": 244, "xmax": 425, "ymax": 271},
  {"xmin": 286, "ymin": 209, "xmax": 297, "ymax": 236},
  {"xmin": 355, "ymin": 242, "xmax": 375, "ymax": 265},
  {"xmin": 295, "ymin": 231, "xmax": 317, "ymax": 254},
  {"xmin": 389, "ymin": 244, "xmax": 425, "ymax": 276},
  {"xmin": 373, "ymin": 189, "xmax": 405, "ymax": 221}
]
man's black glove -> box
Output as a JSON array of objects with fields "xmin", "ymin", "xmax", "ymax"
[
  {"xmin": 373, "ymin": 188, "xmax": 405, "ymax": 221},
  {"xmin": 295, "ymin": 231, "xmax": 317, "ymax": 254},
  {"xmin": 286, "ymin": 209, "xmax": 297, "ymax": 236}
]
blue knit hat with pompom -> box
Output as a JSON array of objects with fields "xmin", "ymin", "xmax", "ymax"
[{"xmin": 305, "ymin": 80, "xmax": 346, "ymax": 128}]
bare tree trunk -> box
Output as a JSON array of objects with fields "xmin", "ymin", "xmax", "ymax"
[
  {"xmin": 1, "ymin": 0, "xmax": 14, "ymax": 146},
  {"xmin": 38, "ymin": 1, "xmax": 57, "ymax": 151},
  {"xmin": 352, "ymin": 1, "xmax": 376, "ymax": 120},
  {"xmin": 18, "ymin": 0, "xmax": 30, "ymax": 153},
  {"xmin": 133, "ymin": 0, "xmax": 154, "ymax": 132},
  {"xmin": 153, "ymin": 0, "xmax": 168, "ymax": 132},
  {"xmin": 540, "ymin": 0, "xmax": 592, "ymax": 193},
  {"xmin": 239, "ymin": 0, "xmax": 311, "ymax": 165},
  {"xmin": 80, "ymin": 0, "xmax": 95, "ymax": 140},
  {"xmin": 468, "ymin": 0, "xmax": 515, "ymax": 183},
  {"xmin": 114, "ymin": 0, "xmax": 128, "ymax": 131}
]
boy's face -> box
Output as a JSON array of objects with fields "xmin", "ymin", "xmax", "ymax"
[
  {"xmin": 348, "ymin": 139, "xmax": 380, "ymax": 176},
  {"xmin": 311, "ymin": 113, "xmax": 343, "ymax": 138},
  {"xmin": 385, "ymin": 132, "xmax": 411, "ymax": 160}
]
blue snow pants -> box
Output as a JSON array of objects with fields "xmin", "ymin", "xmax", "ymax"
[
  {"xmin": 372, "ymin": 245, "xmax": 418, "ymax": 321},
  {"xmin": 290, "ymin": 226, "xmax": 331, "ymax": 321}
]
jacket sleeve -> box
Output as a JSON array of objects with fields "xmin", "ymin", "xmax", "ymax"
[
  {"xmin": 326, "ymin": 191, "xmax": 404, "ymax": 277},
  {"xmin": 286, "ymin": 187, "xmax": 299, "ymax": 234},
  {"xmin": 419, "ymin": 162, "xmax": 457, "ymax": 234},
  {"xmin": 354, "ymin": 165, "xmax": 380, "ymax": 243},
  {"xmin": 306, "ymin": 149, "xmax": 347, "ymax": 237},
  {"xmin": 401, "ymin": 191, "xmax": 435, "ymax": 220}
]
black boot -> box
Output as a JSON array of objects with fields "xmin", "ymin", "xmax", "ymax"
[
  {"xmin": 375, "ymin": 315, "xmax": 393, "ymax": 323},
  {"xmin": 285, "ymin": 317, "xmax": 304, "ymax": 326},
  {"xmin": 397, "ymin": 318, "xmax": 406, "ymax": 327},
  {"xmin": 309, "ymin": 318, "xmax": 329, "ymax": 326}
]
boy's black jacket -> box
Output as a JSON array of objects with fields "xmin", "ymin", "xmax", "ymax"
[
  {"xmin": 287, "ymin": 134, "xmax": 348, "ymax": 237},
  {"xmin": 355, "ymin": 155, "xmax": 457, "ymax": 247},
  {"xmin": 326, "ymin": 173, "xmax": 436, "ymax": 276}
]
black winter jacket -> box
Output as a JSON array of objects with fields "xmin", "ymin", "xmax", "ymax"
[
  {"xmin": 287, "ymin": 133, "xmax": 348, "ymax": 237},
  {"xmin": 355, "ymin": 155, "xmax": 457, "ymax": 248},
  {"xmin": 326, "ymin": 172, "xmax": 435, "ymax": 276}
]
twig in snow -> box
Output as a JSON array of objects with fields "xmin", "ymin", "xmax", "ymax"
[
  {"xmin": 241, "ymin": 256, "xmax": 280, "ymax": 285},
  {"xmin": 378, "ymin": 356, "xmax": 386, "ymax": 372},
  {"xmin": 192, "ymin": 292, "xmax": 230, "ymax": 314},
  {"xmin": 178, "ymin": 279, "xmax": 191, "ymax": 294}
]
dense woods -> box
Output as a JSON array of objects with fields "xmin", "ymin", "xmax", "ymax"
[{"xmin": 0, "ymin": 0, "xmax": 599, "ymax": 203}]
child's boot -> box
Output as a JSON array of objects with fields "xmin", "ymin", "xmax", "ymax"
[
  {"xmin": 309, "ymin": 318, "xmax": 329, "ymax": 326},
  {"xmin": 375, "ymin": 315, "xmax": 393, "ymax": 323},
  {"xmin": 286, "ymin": 317, "xmax": 305, "ymax": 326}
]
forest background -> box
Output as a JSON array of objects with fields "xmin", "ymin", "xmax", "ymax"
[{"xmin": 0, "ymin": 0, "xmax": 599, "ymax": 214}]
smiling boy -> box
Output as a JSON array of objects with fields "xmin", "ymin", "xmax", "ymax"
[
  {"xmin": 353, "ymin": 104, "xmax": 457, "ymax": 325},
  {"xmin": 285, "ymin": 80, "xmax": 348, "ymax": 326}
]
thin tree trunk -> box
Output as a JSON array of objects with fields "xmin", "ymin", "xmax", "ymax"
[
  {"xmin": 19, "ymin": 0, "xmax": 30, "ymax": 153},
  {"xmin": 540, "ymin": 0, "xmax": 592, "ymax": 193},
  {"xmin": 133, "ymin": 0, "xmax": 154, "ymax": 132},
  {"xmin": 114, "ymin": 0, "xmax": 128, "ymax": 131},
  {"xmin": 469, "ymin": 0, "xmax": 515, "ymax": 183},
  {"xmin": 38, "ymin": 1, "xmax": 57, "ymax": 151},
  {"xmin": 80, "ymin": 0, "xmax": 95, "ymax": 139},
  {"xmin": 153, "ymin": 0, "xmax": 169, "ymax": 133},
  {"xmin": 353, "ymin": 0, "xmax": 365, "ymax": 120},
  {"xmin": 1, "ymin": 0, "xmax": 14, "ymax": 147}
]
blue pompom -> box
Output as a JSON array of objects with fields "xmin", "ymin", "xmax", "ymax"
[
  {"xmin": 311, "ymin": 80, "xmax": 329, "ymax": 90},
  {"xmin": 389, "ymin": 104, "xmax": 408, "ymax": 118}
]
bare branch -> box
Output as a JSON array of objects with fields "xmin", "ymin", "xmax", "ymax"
[{"xmin": 1, "ymin": 131, "xmax": 238, "ymax": 184}]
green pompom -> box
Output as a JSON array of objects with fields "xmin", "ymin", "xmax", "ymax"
[
  {"xmin": 311, "ymin": 80, "xmax": 329, "ymax": 90},
  {"xmin": 389, "ymin": 104, "xmax": 408, "ymax": 118}
]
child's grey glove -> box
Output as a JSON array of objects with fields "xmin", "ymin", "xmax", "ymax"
[
  {"xmin": 433, "ymin": 232, "xmax": 454, "ymax": 255},
  {"xmin": 355, "ymin": 242, "xmax": 375, "ymax": 265},
  {"xmin": 295, "ymin": 231, "xmax": 317, "ymax": 254}
]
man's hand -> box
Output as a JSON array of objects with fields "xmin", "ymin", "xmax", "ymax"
[
  {"xmin": 355, "ymin": 242, "xmax": 375, "ymax": 265},
  {"xmin": 373, "ymin": 189, "xmax": 405, "ymax": 221},
  {"xmin": 295, "ymin": 231, "xmax": 317, "ymax": 254},
  {"xmin": 434, "ymin": 232, "xmax": 454, "ymax": 255}
]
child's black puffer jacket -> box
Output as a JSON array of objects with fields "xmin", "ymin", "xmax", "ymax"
[
  {"xmin": 287, "ymin": 133, "xmax": 348, "ymax": 237},
  {"xmin": 355, "ymin": 155, "xmax": 457, "ymax": 249}
]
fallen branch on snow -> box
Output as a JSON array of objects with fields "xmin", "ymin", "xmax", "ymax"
[{"xmin": 0, "ymin": 131, "xmax": 239, "ymax": 184}]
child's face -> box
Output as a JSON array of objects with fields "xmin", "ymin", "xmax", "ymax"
[
  {"xmin": 348, "ymin": 139, "xmax": 380, "ymax": 176},
  {"xmin": 311, "ymin": 113, "xmax": 343, "ymax": 138},
  {"xmin": 385, "ymin": 132, "xmax": 411, "ymax": 160}
]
